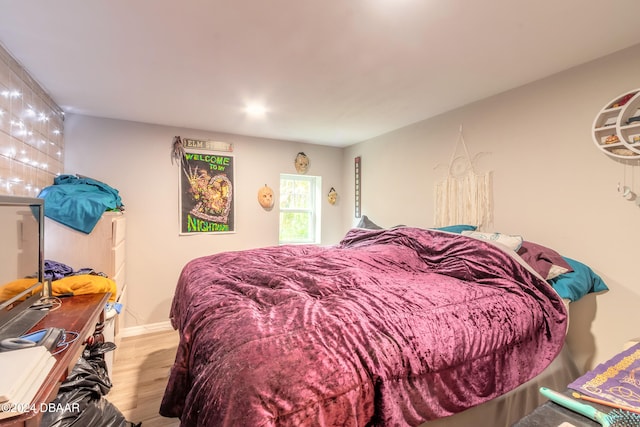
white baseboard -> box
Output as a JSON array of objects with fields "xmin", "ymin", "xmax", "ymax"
[{"xmin": 121, "ymin": 320, "xmax": 174, "ymax": 338}]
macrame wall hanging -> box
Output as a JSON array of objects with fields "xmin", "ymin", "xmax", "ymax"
[{"xmin": 434, "ymin": 126, "xmax": 493, "ymax": 229}]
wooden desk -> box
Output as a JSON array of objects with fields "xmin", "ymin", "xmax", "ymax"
[{"xmin": 0, "ymin": 293, "xmax": 110, "ymax": 427}]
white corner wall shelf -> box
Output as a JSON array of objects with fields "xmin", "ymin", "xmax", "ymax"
[{"xmin": 593, "ymin": 89, "xmax": 640, "ymax": 160}]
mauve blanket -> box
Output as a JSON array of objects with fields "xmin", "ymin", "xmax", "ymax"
[{"xmin": 160, "ymin": 227, "xmax": 567, "ymax": 426}]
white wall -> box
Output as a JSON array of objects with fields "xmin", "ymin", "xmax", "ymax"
[
  {"xmin": 63, "ymin": 115, "xmax": 344, "ymax": 329},
  {"xmin": 63, "ymin": 44, "xmax": 640, "ymax": 368},
  {"xmin": 341, "ymin": 43, "xmax": 640, "ymax": 368}
]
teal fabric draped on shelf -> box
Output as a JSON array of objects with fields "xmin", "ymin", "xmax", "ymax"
[{"xmin": 38, "ymin": 175, "xmax": 123, "ymax": 234}]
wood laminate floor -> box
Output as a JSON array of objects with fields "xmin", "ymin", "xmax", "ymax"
[{"xmin": 106, "ymin": 330, "xmax": 181, "ymax": 427}]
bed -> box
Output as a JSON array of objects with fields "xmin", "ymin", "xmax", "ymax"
[{"xmin": 160, "ymin": 226, "xmax": 604, "ymax": 426}]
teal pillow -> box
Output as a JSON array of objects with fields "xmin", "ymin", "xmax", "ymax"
[
  {"xmin": 433, "ymin": 224, "xmax": 477, "ymax": 234},
  {"xmin": 548, "ymin": 257, "xmax": 609, "ymax": 301}
]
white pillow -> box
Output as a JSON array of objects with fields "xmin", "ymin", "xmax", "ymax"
[
  {"xmin": 546, "ymin": 264, "xmax": 570, "ymax": 280},
  {"xmin": 461, "ymin": 230, "xmax": 524, "ymax": 251}
]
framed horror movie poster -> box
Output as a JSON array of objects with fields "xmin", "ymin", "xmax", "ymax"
[{"xmin": 179, "ymin": 151, "xmax": 235, "ymax": 234}]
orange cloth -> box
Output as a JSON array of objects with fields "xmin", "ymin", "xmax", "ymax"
[
  {"xmin": 0, "ymin": 274, "xmax": 116, "ymax": 302},
  {"xmin": 0, "ymin": 278, "xmax": 40, "ymax": 301},
  {"xmin": 51, "ymin": 275, "xmax": 116, "ymax": 302}
]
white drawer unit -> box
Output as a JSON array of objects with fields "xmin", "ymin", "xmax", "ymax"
[
  {"xmin": 44, "ymin": 212, "xmax": 126, "ymax": 299},
  {"xmin": 43, "ymin": 211, "xmax": 126, "ymax": 374}
]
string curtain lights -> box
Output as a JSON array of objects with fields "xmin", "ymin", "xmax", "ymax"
[{"xmin": 0, "ymin": 44, "xmax": 64, "ymax": 196}]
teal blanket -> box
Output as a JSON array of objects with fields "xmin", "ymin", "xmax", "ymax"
[{"xmin": 39, "ymin": 175, "xmax": 123, "ymax": 234}]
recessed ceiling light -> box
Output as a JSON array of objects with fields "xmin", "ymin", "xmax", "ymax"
[{"xmin": 244, "ymin": 103, "xmax": 267, "ymax": 117}]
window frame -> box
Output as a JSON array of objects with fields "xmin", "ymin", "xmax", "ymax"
[{"xmin": 278, "ymin": 173, "xmax": 321, "ymax": 245}]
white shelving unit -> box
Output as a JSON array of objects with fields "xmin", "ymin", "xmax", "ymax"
[
  {"xmin": 43, "ymin": 212, "xmax": 126, "ymax": 375},
  {"xmin": 593, "ymin": 89, "xmax": 640, "ymax": 160}
]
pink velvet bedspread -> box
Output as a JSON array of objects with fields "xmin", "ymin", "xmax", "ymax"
[{"xmin": 160, "ymin": 227, "xmax": 567, "ymax": 426}]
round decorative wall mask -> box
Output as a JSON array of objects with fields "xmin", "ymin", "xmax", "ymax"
[{"xmin": 593, "ymin": 89, "xmax": 640, "ymax": 160}]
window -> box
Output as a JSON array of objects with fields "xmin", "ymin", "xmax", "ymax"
[{"xmin": 279, "ymin": 174, "xmax": 321, "ymax": 244}]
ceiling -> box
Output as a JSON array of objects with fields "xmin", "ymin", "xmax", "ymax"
[{"xmin": 1, "ymin": 1, "xmax": 640, "ymax": 148}]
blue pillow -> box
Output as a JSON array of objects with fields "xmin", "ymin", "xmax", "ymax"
[
  {"xmin": 433, "ymin": 224, "xmax": 477, "ymax": 234},
  {"xmin": 548, "ymin": 257, "xmax": 609, "ymax": 301}
]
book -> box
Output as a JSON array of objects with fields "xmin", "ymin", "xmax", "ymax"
[
  {"xmin": 568, "ymin": 342, "xmax": 640, "ymax": 411},
  {"xmin": 0, "ymin": 346, "xmax": 56, "ymax": 419}
]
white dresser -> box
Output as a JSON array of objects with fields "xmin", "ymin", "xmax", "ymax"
[{"xmin": 43, "ymin": 211, "xmax": 126, "ymax": 373}]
